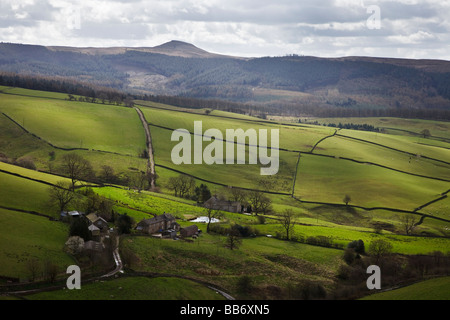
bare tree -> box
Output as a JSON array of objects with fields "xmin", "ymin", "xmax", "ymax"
[
  {"xmin": 248, "ymin": 190, "xmax": 272, "ymax": 215},
  {"xmin": 129, "ymin": 171, "xmax": 149, "ymax": 193},
  {"xmin": 48, "ymin": 181, "xmax": 76, "ymax": 214},
  {"xmin": 343, "ymin": 195, "xmax": 351, "ymax": 206},
  {"xmin": 61, "ymin": 153, "xmax": 94, "ymax": 190},
  {"xmin": 166, "ymin": 174, "xmax": 195, "ymax": 198},
  {"xmin": 204, "ymin": 203, "xmax": 223, "ymax": 234},
  {"xmin": 44, "ymin": 260, "xmax": 59, "ymax": 283},
  {"xmin": 228, "ymin": 187, "xmax": 248, "ymax": 206},
  {"xmin": 225, "ymin": 228, "xmax": 242, "ymax": 250},
  {"xmin": 402, "ymin": 215, "xmax": 418, "ymax": 235},
  {"xmin": 167, "ymin": 177, "xmax": 180, "ymax": 197},
  {"xmin": 280, "ymin": 209, "xmax": 296, "ymax": 240},
  {"xmin": 99, "ymin": 165, "xmax": 117, "ymax": 184},
  {"xmin": 26, "ymin": 258, "xmax": 41, "ymax": 282}
]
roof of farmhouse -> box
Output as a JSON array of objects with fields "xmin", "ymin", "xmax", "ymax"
[{"xmin": 139, "ymin": 213, "xmax": 176, "ymax": 225}]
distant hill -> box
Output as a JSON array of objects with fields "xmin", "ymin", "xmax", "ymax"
[{"xmin": 1, "ymin": 41, "xmax": 450, "ymax": 113}]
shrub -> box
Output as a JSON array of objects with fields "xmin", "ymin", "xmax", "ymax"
[
  {"xmin": 16, "ymin": 157, "xmax": 36, "ymax": 170},
  {"xmin": 347, "ymin": 239, "xmax": 365, "ymax": 255}
]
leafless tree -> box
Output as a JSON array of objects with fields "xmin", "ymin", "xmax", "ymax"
[
  {"xmin": 225, "ymin": 228, "xmax": 242, "ymax": 251},
  {"xmin": 129, "ymin": 171, "xmax": 149, "ymax": 193},
  {"xmin": 61, "ymin": 153, "xmax": 94, "ymax": 190},
  {"xmin": 26, "ymin": 258, "xmax": 41, "ymax": 282},
  {"xmin": 228, "ymin": 187, "xmax": 248, "ymax": 206},
  {"xmin": 204, "ymin": 203, "xmax": 223, "ymax": 234},
  {"xmin": 99, "ymin": 165, "xmax": 117, "ymax": 184},
  {"xmin": 402, "ymin": 215, "xmax": 418, "ymax": 235},
  {"xmin": 280, "ymin": 209, "xmax": 296, "ymax": 240},
  {"xmin": 248, "ymin": 190, "xmax": 272, "ymax": 215},
  {"xmin": 44, "ymin": 260, "xmax": 59, "ymax": 283},
  {"xmin": 167, "ymin": 174, "xmax": 195, "ymax": 198},
  {"xmin": 48, "ymin": 181, "xmax": 76, "ymax": 214}
]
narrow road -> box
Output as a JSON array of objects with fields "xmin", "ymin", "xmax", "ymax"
[
  {"xmin": 135, "ymin": 107, "xmax": 156, "ymax": 188},
  {"xmin": 101, "ymin": 249, "xmax": 123, "ymax": 278}
]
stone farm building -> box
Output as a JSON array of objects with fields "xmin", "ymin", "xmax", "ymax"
[
  {"xmin": 136, "ymin": 213, "xmax": 180, "ymax": 235},
  {"xmin": 180, "ymin": 225, "xmax": 199, "ymax": 238},
  {"xmin": 204, "ymin": 196, "xmax": 242, "ymax": 213},
  {"xmin": 86, "ymin": 213, "xmax": 109, "ymax": 233}
]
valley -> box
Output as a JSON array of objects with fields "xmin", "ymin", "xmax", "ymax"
[{"xmin": 0, "ymin": 85, "xmax": 449, "ymax": 300}]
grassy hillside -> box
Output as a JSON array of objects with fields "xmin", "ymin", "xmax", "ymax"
[
  {"xmin": 361, "ymin": 277, "xmax": 450, "ymax": 300},
  {"xmin": 0, "ymin": 208, "xmax": 74, "ymax": 280},
  {"xmin": 27, "ymin": 277, "xmax": 226, "ymax": 300},
  {"xmin": 0, "ymin": 91, "xmax": 146, "ymax": 155},
  {"xmin": 0, "ymin": 86, "xmax": 449, "ymax": 300}
]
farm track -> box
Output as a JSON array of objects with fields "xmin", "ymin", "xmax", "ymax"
[{"xmin": 135, "ymin": 107, "xmax": 156, "ymax": 188}]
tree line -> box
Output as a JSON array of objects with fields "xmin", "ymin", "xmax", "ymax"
[{"xmin": 2, "ymin": 72, "xmax": 450, "ymax": 121}]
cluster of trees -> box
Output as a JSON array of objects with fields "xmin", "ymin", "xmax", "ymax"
[
  {"xmin": 3, "ymin": 69, "xmax": 450, "ymax": 122},
  {"xmin": 25, "ymin": 258, "xmax": 61, "ymax": 283},
  {"xmin": 166, "ymin": 174, "xmax": 275, "ymax": 217},
  {"xmin": 0, "ymin": 72, "xmax": 130, "ymax": 106},
  {"xmin": 323, "ymin": 122, "xmax": 380, "ymax": 132},
  {"xmin": 0, "ymin": 154, "xmax": 37, "ymax": 170},
  {"xmin": 336, "ymin": 239, "xmax": 450, "ymax": 299}
]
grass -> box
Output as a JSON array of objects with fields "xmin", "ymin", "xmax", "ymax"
[
  {"xmin": 315, "ymin": 117, "xmax": 450, "ymax": 140},
  {"xmin": 338, "ymin": 129, "xmax": 450, "ymax": 162},
  {"xmin": 0, "ymin": 87, "xmax": 449, "ymax": 300},
  {"xmin": 140, "ymin": 104, "xmax": 334, "ymax": 152},
  {"xmin": 294, "ymin": 153, "xmax": 449, "ymax": 210},
  {"xmin": 361, "ymin": 276, "xmax": 450, "ymax": 300},
  {"xmin": 27, "ymin": 276, "xmax": 226, "ymax": 300},
  {"xmin": 0, "ymin": 171, "xmax": 56, "ymax": 215},
  {"xmin": 0, "ymin": 208, "xmax": 74, "ymax": 279},
  {"xmin": 0, "ymin": 91, "xmax": 146, "ymax": 155},
  {"xmin": 316, "ymin": 135, "xmax": 450, "ymax": 180},
  {"xmin": 92, "ymin": 186, "xmax": 208, "ymax": 221},
  {"xmin": 150, "ymin": 125, "xmax": 297, "ymax": 192},
  {"xmin": 121, "ymin": 233, "xmax": 343, "ymax": 298}
]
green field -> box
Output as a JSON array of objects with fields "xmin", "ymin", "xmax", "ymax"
[
  {"xmin": 361, "ymin": 276, "xmax": 450, "ymax": 300},
  {"xmin": 0, "ymin": 86, "xmax": 449, "ymax": 300},
  {"xmin": 314, "ymin": 117, "xmax": 450, "ymax": 140},
  {"xmin": 0, "ymin": 90, "xmax": 146, "ymax": 155},
  {"xmin": 316, "ymin": 135, "xmax": 450, "ymax": 180},
  {"xmin": 140, "ymin": 104, "xmax": 334, "ymax": 152},
  {"xmin": 0, "ymin": 208, "xmax": 74, "ymax": 279},
  {"xmin": 121, "ymin": 233, "xmax": 343, "ymax": 298},
  {"xmin": 27, "ymin": 276, "xmax": 226, "ymax": 300},
  {"xmin": 294, "ymin": 154, "xmax": 448, "ymax": 210}
]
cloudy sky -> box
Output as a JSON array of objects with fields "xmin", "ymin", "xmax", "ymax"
[{"xmin": 1, "ymin": 0, "xmax": 449, "ymax": 59}]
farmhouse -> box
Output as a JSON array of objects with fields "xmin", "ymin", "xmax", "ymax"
[
  {"xmin": 180, "ymin": 225, "xmax": 199, "ymax": 238},
  {"xmin": 204, "ymin": 195, "xmax": 242, "ymax": 213},
  {"xmin": 88, "ymin": 224, "xmax": 100, "ymax": 238},
  {"xmin": 136, "ymin": 213, "xmax": 180, "ymax": 235},
  {"xmin": 86, "ymin": 213, "xmax": 109, "ymax": 233}
]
